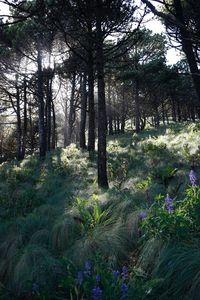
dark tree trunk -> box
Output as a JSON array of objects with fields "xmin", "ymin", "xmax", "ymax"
[
  {"xmin": 161, "ymin": 102, "xmax": 165, "ymax": 125},
  {"xmin": 21, "ymin": 78, "xmax": 27, "ymax": 159},
  {"xmin": 80, "ymin": 72, "xmax": 87, "ymax": 149},
  {"xmin": 29, "ymin": 104, "xmax": 34, "ymax": 154},
  {"xmin": 87, "ymin": 49, "xmax": 95, "ymax": 153},
  {"xmin": 121, "ymin": 83, "xmax": 126, "ymax": 134},
  {"xmin": 46, "ymin": 74, "xmax": 53, "ymax": 151},
  {"xmin": 51, "ymin": 98, "xmax": 56, "ymax": 150},
  {"xmin": 173, "ymin": 0, "xmax": 200, "ymax": 104},
  {"xmin": 171, "ymin": 97, "xmax": 177, "ymax": 122},
  {"xmin": 16, "ymin": 80, "xmax": 22, "ymax": 161},
  {"xmin": 96, "ymin": 0, "xmax": 108, "ymax": 189},
  {"xmin": 134, "ymin": 79, "xmax": 140, "ymax": 133},
  {"xmin": 107, "ymin": 76, "xmax": 113, "ymax": 135},
  {"xmin": 177, "ymin": 100, "xmax": 181, "ymax": 122},
  {"xmin": 37, "ymin": 39, "xmax": 46, "ymax": 158}
]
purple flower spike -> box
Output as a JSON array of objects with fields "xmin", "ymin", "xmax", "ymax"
[
  {"xmin": 138, "ymin": 211, "xmax": 147, "ymax": 220},
  {"xmin": 84, "ymin": 260, "xmax": 92, "ymax": 278},
  {"xmin": 112, "ymin": 270, "xmax": 120, "ymax": 280},
  {"xmin": 76, "ymin": 271, "xmax": 83, "ymax": 286},
  {"xmin": 95, "ymin": 274, "xmax": 101, "ymax": 284},
  {"xmin": 121, "ymin": 266, "xmax": 129, "ymax": 281},
  {"xmin": 189, "ymin": 170, "xmax": 198, "ymax": 186},
  {"xmin": 165, "ymin": 194, "xmax": 173, "ymax": 213},
  {"xmin": 92, "ymin": 286, "xmax": 102, "ymax": 300},
  {"xmin": 120, "ymin": 283, "xmax": 128, "ymax": 300}
]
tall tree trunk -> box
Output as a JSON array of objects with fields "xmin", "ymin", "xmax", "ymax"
[
  {"xmin": 96, "ymin": 0, "xmax": 108, "ymax": 188},
  {"xmin": 121, "ymin": 83, "xmax": 126, "ymax": 134},
  {"xmin": 21, "ymin": 78, "xmax": 27, "ymax": 159},
  {"xmin": 51, "ymin": 98, "xmax": 56, "ymax": 149},
  {"xmin": 46, "ymin": 75, "xmax": 52, "ymax": 151},
  {"xmin": 80, "ymin": 72, "xmax": 87, "ymax": 149},
  {"xmin": 107, "ymin": 75, "xmax": 113, "ymax": 135},
  {"xmin": 16, "ymin": 78, "xmax": 22, "ymax": 161},
  {"xmin": 161, "ymin": 102, "xmax": 165, "ymax": 125},
  {"xmin": 87, "ymin": 49, "xmax": 95, "ymax": 153},
  {"xmin": 173, "ymin": 0, "xmax": 200, "ymax": 105},
  {"xmin": 37, "ymin": 39, "xmax": 46, "ymax": 158},
  {"xmin": 29, "ymin": 104, "xmax": 34, "ymax": 154},
  {"xmin": 134, "ymin": 79, "xmax": 140, "ymax": 133}
]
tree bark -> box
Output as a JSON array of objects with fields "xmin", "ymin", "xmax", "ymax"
[
  {"xmin": 96, "ymin": 0, "xmax": 108, "ymax": 188},
  {"xmin": 21, "ymin": 78, "xmax": 27, "ymax": 159},
  {"xmin": 37, "ymin": 39, "xmax": 46, "ymax": 158},
  {"xmin": 80, "ymin": 72, "xmax": 87, "ymax": 149},
  {"xmin": 16, "ymin": 78, "xmax": 22, "ymax": 161}
]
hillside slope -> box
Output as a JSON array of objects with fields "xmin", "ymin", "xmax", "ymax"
[{"xmin": 0, "ymin": 122, "xmax": 200, "ymax": 299}]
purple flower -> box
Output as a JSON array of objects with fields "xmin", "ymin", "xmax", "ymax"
[
  {"xmin": 92, "ymin": 286, "xmax": 102, "ymax": 300},
  {"xmin": 84, "ymin": 260, "xmax": 92, "ymax": 277},
  {"xmin": 95, "ymin": 274, "xmax": 101, "ymax": 284},
  {"xmin": 189, "ymin": 170, "xmax": 198, "ymax": 186},
  {"xmin": 120, "ymin": 283, "xmax": 128, "ymax": 300},
  {"xmin": 76, "ymin": 271, "xmax": 83, "ymax": 286},
  {"xmin": 138, "ymin": 211, "xmax": 147, "ymax": 220},
  {"xmin": 121, "ymin": 266, "xmax": 129, "ymax": 281},
  {"xmin": 85, "ymin": 260, "xmax": 92, "ymax": 270},
  {"xmin": 165, "ymin": 194, "xmax": 173, "ymax": 213},
  {"xmin": 112, "ymin": 270, "xmax": 120, "ymax": 280}
]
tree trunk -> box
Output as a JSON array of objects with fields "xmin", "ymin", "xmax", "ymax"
[
  {"xmin": 51, "ymin": 98, "xmax": 56, "ymax": 149},
  {"xmin": 173, "ymin": 0, "xmax": 200, "ymax": 104},
  {"xmin": 107, "ymin": 75, "xmax": 113, "ymax": 135},
  {"xmin": 134, "ymin": 79, "xmax": 140, "ymax": 133},
  {"xmin": 46, "ymin": 74, "xmax": 53, "ymax": 151},
  {"xmin": 80, "ymin": 72, "xmax": 87, "ymax": 149},
  {"xmin": 37, "ymin": 39, "xmax": 46, "ymax": 158},
  {"xmin": 87, "ymin": 49, "xmax": 95, "ymax": 153},
  {"xmin": 96, "ymin": 0, "xmax": 108, "ymax": 188},
  {"xmin": 21, "ymin": 78, "xmax": 27, "ymax": 159},
  {"xmin": 16, "ymin": 79, "xmax": 22, "ymax": 161}
]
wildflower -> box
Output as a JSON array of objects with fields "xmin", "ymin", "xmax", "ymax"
[
  {"xmin": 120, "ymin": 283, "xmax": 128, "ymax": 300},
  {"xmin": 95, "ymin": 274, "xmax": 101, "ymax": 284},
  {"xmin": 189, "ymin": 170, "xmax": 198, "ymax": 186},
  {"xmin": 112, "ymin": 270, "xmax": 120, "ymax": 280},
  {"xmin": 165, "ymin": 194, "xmax": 173, "ymax": 213},
  {"xmin": 85, "ymin": 260, "xmax": 92, "ymax": 270},
  {"xmin": 32, "ymin": 283, "xmax": 40, "ymax": 295},
  {"xmin": 92, "ymin": 286, "xmax": 102, "ymax": 300},
  {"xmin": 121, "ymin": 266, "xmax": 129, "ymax": 281},
  {"xmin": 138, "ymin": 211, "xmax": 147, "ymax": 220},
  {"xmin": 84, "ymin": 260, "xmax": 92, "ymax": 278},
  {"xmin": 76, "ymin": 271, "xmax": 83, "ymax": 286}
]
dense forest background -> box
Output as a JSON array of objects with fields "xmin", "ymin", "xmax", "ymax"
[{"xmin": 0, "ymin": 0, "xmax": 200, "ymax": 299}]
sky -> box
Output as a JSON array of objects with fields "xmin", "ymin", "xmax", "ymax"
[{"xmin": 0, "ymin": 1, "xmax": 182, "ymax": 65}]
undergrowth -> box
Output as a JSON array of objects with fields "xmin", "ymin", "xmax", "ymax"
[{"xmin": 0, "ymin": 123, "xmax": 200, "ymax": 299}]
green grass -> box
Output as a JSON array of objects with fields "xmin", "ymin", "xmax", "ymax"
[{"xmin": 0, "ymin": 122, "xmax": 199, "ymax": 299}]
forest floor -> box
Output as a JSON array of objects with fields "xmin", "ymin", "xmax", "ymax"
[{"xmin": 0, "ymin": 122, "xmax": 200, "ymax": 300}]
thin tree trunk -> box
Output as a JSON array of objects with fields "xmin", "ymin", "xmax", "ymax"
[
  {"xmin": 134, "ymin": 79, "xmax": 140, "ymax": 133},
  {"xmin": 21, "ymin": 78, "xmax": 27, "ymax": 159},
  {"xmin": 16, "ymin": 78, "xmax": 22, "ymax": 161},
  {"xmin": 87, "ymin": 49, "xmax": 95, "ymax": 153},
  {"xmin": 51, "ymin": 98, "xmax": 56, "ymax": 149},
  {"xmin": 80, "ymin": 72, "xmax": 87, "ymax": 149},
  {"xmin": 37, "ymin": 38, "xmax": 46, "ymax": 158}
]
